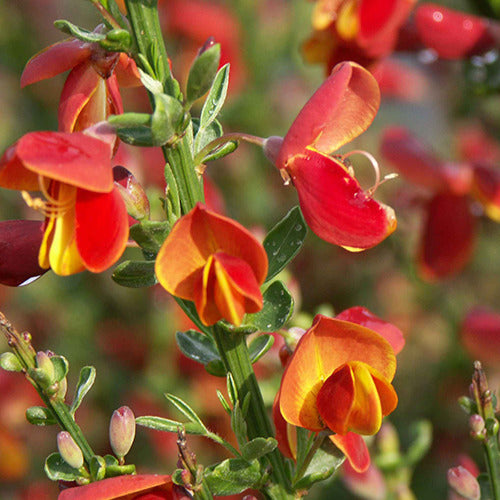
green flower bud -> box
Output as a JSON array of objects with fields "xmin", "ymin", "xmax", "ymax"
[
  {"xmin": 57, "ymin": 431, "xmax": 84, "ymax": 469},
  {"xmin": 113, "ymin": 166, "xmax": 150, "ymax": 221},
  {"xmin": 109, "ymin": 406, "xmax": 136, "ymax": 459}
]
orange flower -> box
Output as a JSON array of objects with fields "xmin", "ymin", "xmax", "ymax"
[
  {"xmin": 278, "ymin": 314, "xmax": 398, "ymax": 437},
  {"xmin": 155, "ymin": 203, "xmax": 268, "ymax": 326}
]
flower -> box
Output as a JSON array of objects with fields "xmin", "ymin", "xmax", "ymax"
[
  {"xmin": 415, "ymin": 3, "xmax": 498, "ymax": 60},
  {"xmin": 0, "ymin": 129, "xmax": 129, "ymax": 276},
  {"xmin": 264, "ymin": 61, "xmax": 396, "ymax": 250},
  {"xmin": 21, "ymin": 33, "xmax": 140, "ymax": 132},
  {"xmin": 155, "ymin": 203, "xmax": 268, "ymax": 326},
  {"xmin": 302, "ymin": 0, "xmax": 416, "ymax": 72},
  {"xmin": 58, "ymin": 474, "xmax": 191, "ymax": 500}
]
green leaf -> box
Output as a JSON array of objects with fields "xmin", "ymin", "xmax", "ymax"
[
  {"xmin": 186, "ymin": 43, "xmax": 221, "ymax": 106},
  {"xmin": 164, "ymin": 394, "xmax": 208, "ymax": 433},
  {"xmin": 245, "ymin": 281, "xmax": 293, "ymax": 332},
  {"xmin": 199, "ymin": 64, "xmax": 229, "ymax": 130},
  {"xmin": 217, "ymin": 390, "xmax": 232, "ymax": 414},
  {"xmin": 264, "ymin": 206, "xmax": 307, "ymax": 282},
  {"xmin": 204, "ymin": 458, "xmax": 261, "ymax": 496},
  {"xmin": 70, "ymin": 366, "xmax": 96, "ymax": 415},
  {"xmin": 405, "ymin": 420, "xmax": 432, "ymax": 466},
  {"xmin": 151, "ymin": 93, "xmax": 185, "ymax": 146},
  {"xmin": 231, "ymin": 402, "xmax": 248, "ymax": 449},
  {"xmin": 241, "ymin": 437, "xmax": 278, "ymax": 461},
  {"xmin": 112, "ymin": 260, "xmax": 157, "ymax": 288},
  {"xmin": 130, "ymin": 221, "xmax": 170, "ymax": 255},
  {"xmin": 248, "ymin": 334, "xmax": 275, "ymax": 364},
  {"xmin": 115, "ymin": 126, "xmax": 155, "ymax": 147},
  {"xmin": 205, "ymin": 359, "xmax": 227, "ymax": 377},
  {"xmin": 138, "ymin": 68, "xmax": 164, "ymax": 95},
  {"xmin": 89, "ymin": 455, "xmax": 106, "ymax": 481},
  {"xmin": 109, "ymin": 112, "xmax": 151, "ymax": 129},
  {"xmin": 54, "ymin": 20, "xmax": 105, "ymax": 43},
  {"xmin": 226, "ymin": 372, "xmax": 238, "ymax": 407},
  {"xmin": 99, "ymin": 28, "xmax": 132, "ymax": 52},
  {"xmin": 202, "ymin": 140, "xmax": 238, "ymax": 164},
  {"xmin": 176, "ymin": 330, "xmax": 221, "ymax": 365},
  {"xmin": 0, "ymin": 352, "xmax": 23, "ymax": 372},
  {"xmin": 136, "ymin": 415, "xmax": 206, "ymax": 435},
  {"xmin": 50, "ymin": 355, "xmax": 69, "ymax": 382},
  {"xmin": 44, "ymin": 452, "xmax": 83, "ymax": 482},
  {"xmin": 293, "ymin": 439, "xmax": 344, "ymax": 490},
  {"xmin": 194, "ymin": 119, "xmax": 223, "ymax": 154},
  {"xmin": 26, "ymin": 406, "xmax": 57, "ymax": 426}
]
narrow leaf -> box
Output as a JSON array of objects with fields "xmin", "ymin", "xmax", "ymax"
[
  {"xmin": 186, "ymin": 43, "xmax": 221, "ymax": 105},
  {"xmin": 0, "ymin": 352, "xmax": 23, "ymax": 372},
  {"xmin": 50, "ymin": 355, "xmax": 69, "ymax": 382},
  {"xmin": 45, "ymin": 453, "xmax": 83, "ymax": 482},
  {"xmin": 241, "ymin": 437, "xmax": 278, "ymax": 461},
  {"xmin": 112, "ymin": 260, "xmax": 157, "ymax": 288},
  {"xmin": 217, "ymin": 390, "xmax": 232, "ymax": 415},
  {"xmin": 231, "ymin": 403, "xmax": 248, "ymax": 449},
  {"xmin": 70, "ymin": 366, "xmax": 96, "ymax": 415},
  {"xmin": 248, "ymin": 334, "xmax": 275, "ymax": 364},
  {"xmin": 176, "ymin": 330, "xmax": 221, "ymax": 365},
  {"xmin": 130, "ymin": 221, "xmax": 170, "ymax": 255},
  {"xmin": 204, "ymin": 458, "xmax": 261, "ymax": 496},
  {"xmin": 199, "ymin": 64, "xmax": 229, "ymax": 130},
  {"xmin": 201, "ymin": 141, "xmax": 238, "ymax": 164},
  {"xmin": 54, "ymin": 20, "xmax": 105, "ymax": 42},
  {"xmin": 136, "ymin": 415, "xmax": 206, "ymax": 435},
  {"xmin": 164, "ymin": 394, "xmax": 208, "ymax": 433},
  {"xmin": 264, "ymin": 206, "xmax": 307, "ymax": 281},
  {"xmin": 194, "ymin": 119, "xmax": 223, "ymax": 154}
]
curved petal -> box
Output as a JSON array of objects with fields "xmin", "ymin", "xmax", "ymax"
[
  {"xmin": 278, "ymin": 61, "xmax": 380, "ymax": 163},
  {"xmin": 415, "ymin": 4, "xmax": 496, "ymax": 59},
  {"xmin": 114, "ymin": 53, "xmax": 142, "ymax": 87},
  {"xmin": 14, "ymin": 132, "xmax": 113, "ymax": 192},
  {"xmin": 330, "ymin": 432, "xmax": 370, "ymax": 473},
  {"xmin": 279, "ymin": 315, "xmax": 396, "ymax": 431},
  {"xmin": 288, "ymin": 149, "xmax": 396, "ymax": 250},
  {"xmin": 419, "ymin": 193, "xmax": 476, "ymax": 281},
  {"xmin": 336, "ymin": 306, "xmax": 405, "ymax": 354},
  {"xmin": 21, "ymin": 39, "xmax": 91, "ymax": 88},
  {"xmin": 0, "ymin": 142, "xmax": 40, "ymax": 191},
  {"xmin": 155, "ymin": 203, "xmax": 268, "ymax": 299},
  {"xmin": 272, "ymin": 392, "xmax": 297, "ymax": 460},
  {"xmin": 0, "ymin": 220, "xmax": 47, "ymax": 286},
  {"xmin": 472, "ymin": 162, "xmax": 500, "ymax": 222},
  {"xmin": 58, "ymin": 474, "xmax": 188, "ymax": 500},
  {"xmin": 75, "ymin": 187, "xmax": 129, "ymax": 273}
]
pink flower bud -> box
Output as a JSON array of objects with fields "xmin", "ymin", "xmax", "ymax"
[
  {"xmin": 57, "ymin": 432, "xmax": 84, "ymax": 469},
  {"xmin": 448, "ymin": 466, "xmax": 480, "ymax": 500},
  {"xmin": 109, "ymin": 406, "xmax": 136, "ymax": 459},
  {"xmin": 113, "ymin": 166, "xmax": 150, "ymax": 221}
]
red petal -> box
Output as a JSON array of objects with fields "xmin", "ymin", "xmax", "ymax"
[
  {"xmin": 21, "ymin": 39, "xmax": 91, "ymax": 88},
  {"xmin": 272, "ymin": 392, "xmax": 296, "ymax": 460},
  {"xmin": 381, "ymin": 126, "xmax": 473, "ymax": 194},
  {"xmin": 278, "ymin": 61, "xmax": 380, "ymax": 162},
  {"xmin": 0, "ymin": 220, "xmax": 47, "ymax": 286},
  {"xmin": 461, "ymin": 308, "xmax": 500, "ymax": 366},
  {"xmin": 415, "ymin": 4, "xmax": 496, "ymax": 59},
  {"xmin": 114, "ymin": 53, "xmax": 142, "ymax": 87},
  {"xmin": 75, "ymin": 187, "xmax": 129, "ymax": 272},
  {"xmin": 14, "ymin": 132, "xmax": 113, "ymax": 192},
  {"xmin": 336, "ymin": 306, "xmax": 405, "ymax": 354},
  {"xmin": 0, "ymin": 142, "xmax": 40, "ymax": 191},
  {"xmin": 419, "ymin": 193, "xmax": 476, "ymax": 280},
  {"xmin": 288, "ymin": 149, "xmax": 396, "ymax": 250},
  {"xmin": 472, "ymin": 162, "xmax": 500, "ymax": 222},
  {"xmin": 330, "ymin": 432, "xmax": 370, "ymax": 473}
]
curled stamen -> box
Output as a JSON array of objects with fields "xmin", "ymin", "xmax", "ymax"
[
  {"xmin": 341, "ymin": 150, "xmax": 397, "ymax": 195},
  {"xmin": 21, "ymin": 191, "xmax": 74, "ymax": 217},
  {"xmin": 280, "ymin": 168, "xmax": 292, "ymax": 186}
]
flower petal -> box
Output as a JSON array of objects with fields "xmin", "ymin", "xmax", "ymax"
[
  {"xmin": 288, "ymin": 149, "xmax": 396, "ymax": 250},
  {"xmin": 272, "ymin": 392, "xmax": 297, "ymax": 460},
  {"xmin": 415, "ymin": 4, "xmax": 496, "ymax": 59},
  {"xmin": 0, "ymin": 220, "xmax": 47, "ymax": 286},
  {"xmin": 75, "ymin": 187, "xmax": 129, "ymax": 273},
  {"xmin": 278, "ymin": 61, "xmax": 380, "ymax": 162},
  {"xmin": 20, "ymin": 39, "xmax": 91, "ymax": 88},
  {"xmin": 279, "ymin": 315, "xmax": 396, "ymax": 431},
  {"xmin": 336, "ymin": 306, "xmax": 405, "ymax": 354},
  {"xmin": 13, "ymin": 132, "xmax": 113, "ymax": 192},
  {"xmin": 461, "ymin": 308, "xmax": 500, "ymax": 366},
  {"xmin": 330, "ymin": 432, "xmax": 370, "ymax": 473},
  {"xmin": 0, "ymin": 142, "xmax": 40, "ymax": 191},
  {"xmin": 419, "ymin": 193, "xmax": 476, "ymax": 280},
  {"xmin": 472, "ymin": 162, "xmax": 500, "ymax": 222}
]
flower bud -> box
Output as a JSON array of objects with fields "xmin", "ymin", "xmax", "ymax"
[
  {"xmin": 263, "ymin": 136, "xmax": 284, "ymax": 165},
  {"xmin": 113, "ymin": 166, "xmax": 150, "ymax": 221},
  {"xmin": 36, "ymin": 351, "xmax": 55, "ymax": 382},
  {"xmin": 57, "ymin": 431, "xmax": 84, "ymax": 469},
  {"xmin": 447, "ymin": 466, "xmax": 480, "ymax": 500},
  {"xmin": 109, "ymin": 406, "xmax": 136, "ymax": 459},
  {"xmin": 377, "ymin": 421, "xmax": 400, "ymax": 455},
  {"xmin": 469, "ymin": 414, "xmax": 485, "ymax": 435}
]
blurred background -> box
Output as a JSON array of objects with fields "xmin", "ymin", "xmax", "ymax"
[{"xmin": 1, "ymin": 0, "xmax": 500, "ymax": 498}]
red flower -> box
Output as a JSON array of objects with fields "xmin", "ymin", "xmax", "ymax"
[
  {"xmin": 461, "ymin": 308, "xmax": 500, "ymax": 367},
  {"xmin": 415, "ymin": 3, "xmax": 498, "ymax": 60},
  {"xmin": 155, "ymin": 203, "xmax": 268, "ymax": 326},
  {"xmin": 58, "ymin": 474, "xmax": 190, "ymax": 500},
  {"xmin": 265, "ymin": 61, "xmax": 396, "ymax": 250},
  {"xmin": 21, "ymin": 35, "xmax": 140, "ymax": 132},
  {"xmin": 0, "ymin": 130, "xmax": 129, "ymax": 275}
]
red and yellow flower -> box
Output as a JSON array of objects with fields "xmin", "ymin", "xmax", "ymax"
[
  {"xmin": 0, "ymin": 130, "xmax": 129, "ymax": 276},
  {"xmin": 21, "ymin": 34, "xmax": 140, "ymax": 132},
  {"xmin": 155, "ymin": 203, "xmax": 268, "ymax": 326},
  {"xmin": 264, "ymin": 61, "xmax": 396, "ymax": 250}
]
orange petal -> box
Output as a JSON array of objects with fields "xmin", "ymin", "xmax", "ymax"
[
  {"xmin": 20, "ymin": 38, "xmax": 91, "ymax": 88},
  {"xmin": 317, "ymin": 361, "xmax": 387, "ymax": 435},
  {"xmin": 278, "ymin": 61, "xmax": 380, "ymax": 163},
  {"xmin": 155, "ymin": 203, "xmax": 267, "ymax": 299},
  {"xmin": 330, "ymin": 432, "xmax": 370, "ymax": 473},
  {"xmin": 419, "ymin": 193, "xmax": 476, "ymax": 281},
  {"xmin": 13, "ymin": 132, "xmax": 113, "ymax": 192},
  {"xmin": 336, "ymin": 306, "xmax": 405, "ymax": 354},
  {"xmin": 114, "ymin": 53, "xmax": 142, "ymax": 87},
  {"xmin": 287, "ymin": 149, "xmax": 396, "ymax": 250},
  {"xmin": 279, "ymin": 315, "xmax": 396, "ymax": 431},
  {"xmin": 75, "ymin": 187, "xmax": 129, "ymax": 273}
]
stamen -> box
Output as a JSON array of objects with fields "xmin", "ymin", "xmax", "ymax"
[
  {"xmin": 21, "ymin": 176, "xmax": 75, "ymax": 217},
  {"xmin": 341, "ymin": 150, "xmax": 397, "ymax": 195},
  {"xmin": 280, "ymin": 169, "xmax": 292, "ymax": 186}
]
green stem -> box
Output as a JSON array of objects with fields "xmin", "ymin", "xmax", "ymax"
[
  {"xmin": 483, "ymin": 437, "xmax": 500, "ymax": 500},
  {"xmin": 212, "ymin": 324, "xmax": 292, "ymax": 498},
  {"xmin": 88, "ymin": 0, "xmax": 122, "ymax": 29}
]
